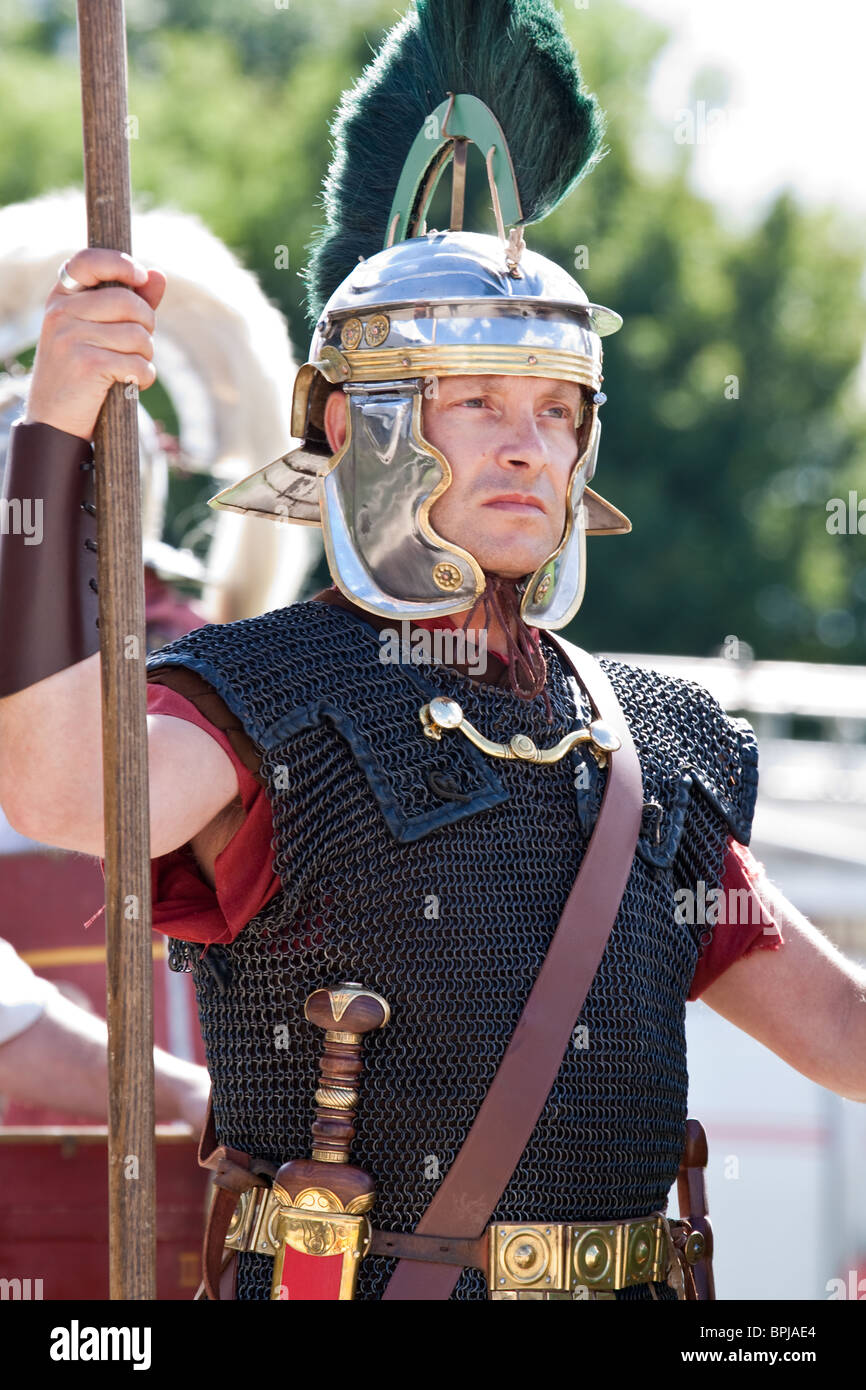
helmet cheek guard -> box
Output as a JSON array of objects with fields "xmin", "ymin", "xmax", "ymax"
[{"xmin": 320, "ymin": 379, "xmax": 484, "ymax": 620}]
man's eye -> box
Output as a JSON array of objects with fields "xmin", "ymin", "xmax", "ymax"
[
  {"xmin": 543, "ymin": 404, "xmax": 571, "ymax": 419},
  {"xmin": 457, "ymin": 397, "xmax": 486, "ymax": 408}
]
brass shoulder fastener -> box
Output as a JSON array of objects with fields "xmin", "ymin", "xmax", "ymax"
[{"xmin": 419, "ymin": 696, "xmax": 620, "ymax": 768}]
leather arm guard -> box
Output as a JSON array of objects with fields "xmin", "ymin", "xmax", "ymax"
[{"xmin": 0, "ymin": 419, "xmax": 100, "ymax": 698}]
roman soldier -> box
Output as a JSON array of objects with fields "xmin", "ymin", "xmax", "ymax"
[
  {"xmin": 2, "ymin": 0, "xmax": 864, "ymax": 1304},
  {"xmin": 144, "ymin": 0, "xmax": 763, "ymax": 1301}
]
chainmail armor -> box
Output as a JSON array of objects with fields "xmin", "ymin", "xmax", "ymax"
[{"xmin": 150, "ymin": 602, "xmax": 758, "ymax": 1302}]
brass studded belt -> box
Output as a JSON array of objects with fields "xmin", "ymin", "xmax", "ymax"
[{"xmin": 224, "ymin": 1190, "xmax": 704, "ymax": 1300}]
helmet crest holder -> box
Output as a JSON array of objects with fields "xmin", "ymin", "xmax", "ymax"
[{"xmin": 385, "ymin": 93, "xmax": 525, "ymax": 273}]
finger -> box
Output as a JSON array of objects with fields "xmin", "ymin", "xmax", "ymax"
[
  {"xmin": 134, "ymin": 268, "xmax": 167, "ymax": 313},
  {"xmin": 79, "ymin": 320, "xmax": 155, "ymax": 362},
  {"xmin": 58, "ymin": 247, "xmax": 148, "ymax": 293},
  {"xmin": 85, "ymin": 346, "xmax": 157, "ymax": 391},
  {"xmin": 60, "ymin": 285, "xmax": 156, "ymax": 331}
]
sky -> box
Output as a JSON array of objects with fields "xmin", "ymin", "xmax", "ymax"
[{"xmin": 625, "ymin": 0, "xmax": 866, "ymax": 228}]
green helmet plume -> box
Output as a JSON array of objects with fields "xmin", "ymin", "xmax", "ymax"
[{"xmin": 303, "ymin": 0, "xmax": 606, "ymax": 324}]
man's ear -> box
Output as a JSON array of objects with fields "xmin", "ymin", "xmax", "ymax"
[{"xmin": 323, "ymin": 388, "xmax": 348, "ymax": 452}]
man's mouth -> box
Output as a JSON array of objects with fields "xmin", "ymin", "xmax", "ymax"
[{"xmin": 483, "ymin": 493, "xmax": 547, "ymax": 514}]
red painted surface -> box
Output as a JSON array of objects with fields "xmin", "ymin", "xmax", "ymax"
[
  {"xmin": 275, "ymin": 1243, "xmax": 345, "ymax": 1300},
  {"xmin": 0, "ymin": 1129, "xmax": 208, "ymax": 1299}
]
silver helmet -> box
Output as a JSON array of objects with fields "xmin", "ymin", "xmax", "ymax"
[{"xmin": 209, "ymin": 5, "xmax": 631, "ymax": 629}]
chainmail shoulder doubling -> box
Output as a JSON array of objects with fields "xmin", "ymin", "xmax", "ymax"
[
  {"xmin": 149, "ymin": 603, "xmax": 758, "ymax": 1302},
  {"xmin": 597, "ymin": 655, "xmax": 758, "ymax": 960}
]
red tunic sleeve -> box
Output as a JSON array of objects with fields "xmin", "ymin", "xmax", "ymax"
[
  {"xmin": 145, "ymin": 682, "xmax": 281, "ymax": 946},
  {"xmin": 688, "ymin": 838, "xmax": 784, "ymax": 1000}
]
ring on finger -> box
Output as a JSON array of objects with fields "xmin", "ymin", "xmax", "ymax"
[{"xmin": 58, "ymin": 259, "xmax": 85, "ymax": 292}]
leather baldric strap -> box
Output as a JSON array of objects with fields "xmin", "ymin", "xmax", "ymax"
[
  {"xmin": 197, "ymin": 1095, "xmax": 277, "ymax": 1301},
  {"xmin": 382, "ymin": 636, "xmax": 644, "ymax": 1300}
]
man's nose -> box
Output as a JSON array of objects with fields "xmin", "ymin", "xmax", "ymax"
[{"xmin": 493, "ymin": 411, "xmax": 549, "ymax": 470}]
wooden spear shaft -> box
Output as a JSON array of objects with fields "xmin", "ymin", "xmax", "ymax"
[{"xmin": 76, "ymin": 0, "xmax": 156, "ymax": 1300}]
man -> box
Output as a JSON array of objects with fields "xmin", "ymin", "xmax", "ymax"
[{"xmin": 0, "ymin": 0, "xmax": 863, "ymax": 1302}]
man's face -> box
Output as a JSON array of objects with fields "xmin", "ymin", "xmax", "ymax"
[
  {"xmin": 323, "ymin": 373, "xmax": 584, "ymax": 579},
  {"xmin": 422, "ymin": 375, "xmax": 583, "ymax": 577}
]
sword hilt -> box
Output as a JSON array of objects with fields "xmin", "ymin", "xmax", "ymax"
[
  {"xmin": 271, "ymin": 982, "xmax": 389, "ymax": 1215},
  {"xmin": 305, "ymin": 982, "xmax": 390, "ymax": 1163}
]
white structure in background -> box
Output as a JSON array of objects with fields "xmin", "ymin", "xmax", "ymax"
[
  {"xmin": 606, "ymin": 650, "xmax": 866, "ymax": 1300},
  {"xmin": 0, "ymin": 189, "xmax": 321, "ymax": 621}
]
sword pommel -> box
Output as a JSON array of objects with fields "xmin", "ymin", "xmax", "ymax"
[{"xmin": 305, "ymin": 982, "xmax": 390, "ymax": 1036}]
